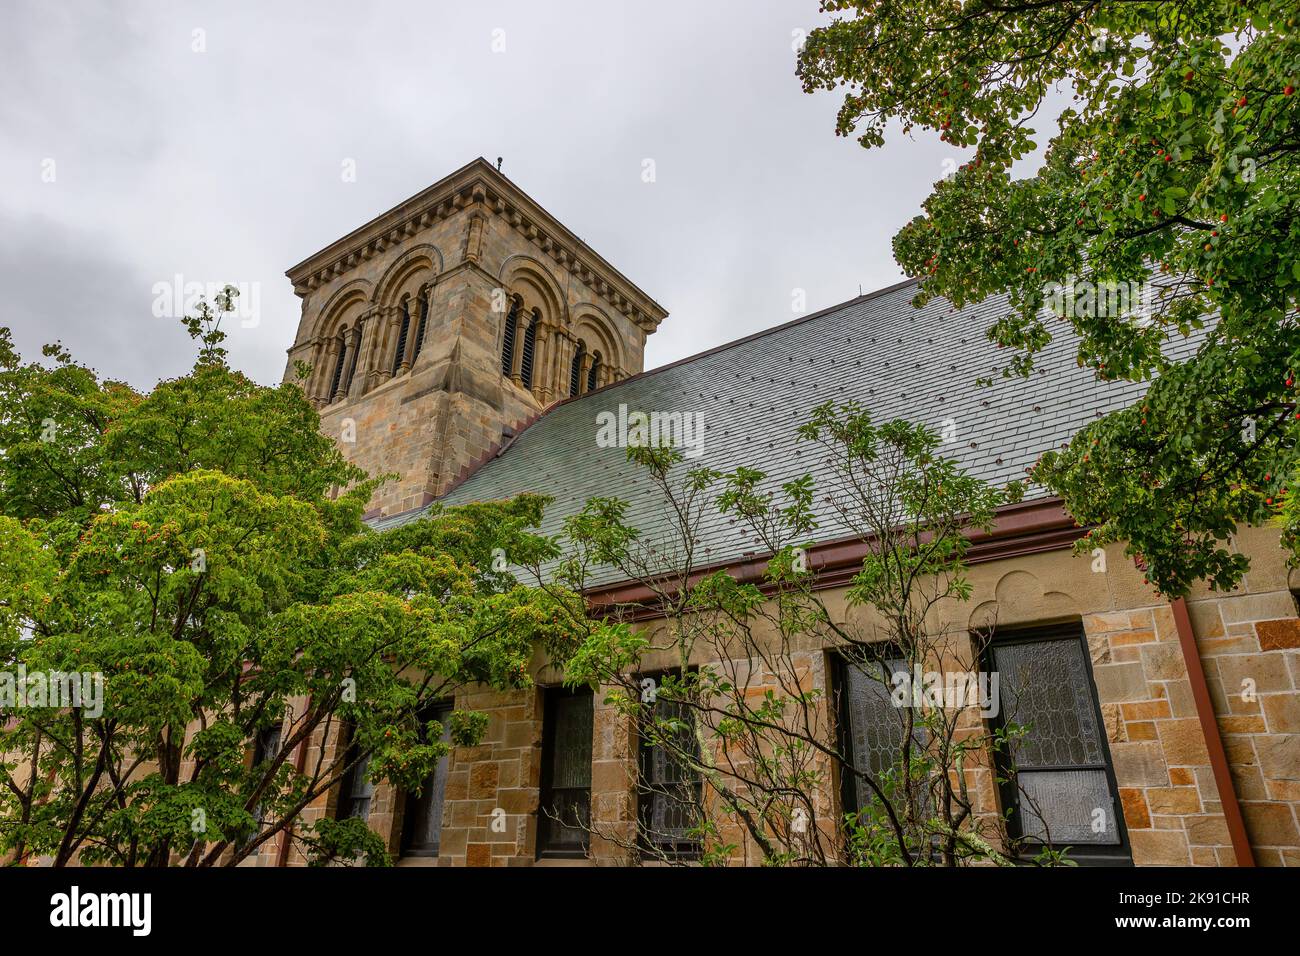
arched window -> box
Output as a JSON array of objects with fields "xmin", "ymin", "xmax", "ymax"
[
  {"xmin": 586, "ymin": 351, "xmax": 601, "ymax": 393},
  {"xmin": 520, "ymin": 310, "xmax": 539, "ymax": 389},
  {"xmin": 328, "ymin": 333, "xmax": 347, "ymax": 401},
  {"xmin": 569, "ymin": 342, "xmax": 585, "ymax": 397},
  {"xmin": 391, "ymin": 300, "xmax": 411, "ymax": 376},
  {"xmin": 501, "ymin": 296, "xmax": 521, "ymax": 377},
  {"xmin": 411, "ymin": 293, "xmax": 429, "ymax": 363}
]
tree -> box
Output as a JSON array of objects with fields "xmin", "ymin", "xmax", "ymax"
[
  {"xmin": 797, "ymin": 0, "xmax": 1300, "ymax": 596},
  {"xmin": 546, "ymin": 404, "xmax": 1058, "ymax": 865},
  {"xmin": 0, "ymin": 293, "xmax": 584, "ymax": 866}
]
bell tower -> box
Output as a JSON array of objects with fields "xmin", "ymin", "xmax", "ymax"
[{"xmin": 282, "ymin": 158, "xmax": 668, "ymax": 517}]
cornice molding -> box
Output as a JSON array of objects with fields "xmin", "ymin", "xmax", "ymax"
[
  {"xmin": 583, "ymin": 497, "xmax": 1087, "ymax": 621},
  {"xmin": 285, "ymin": 157, "xmax": 668, "ymax": 334}
]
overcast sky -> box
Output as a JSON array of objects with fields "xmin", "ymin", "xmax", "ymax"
[{"xmin": 1, "ymin": 0, "xmax": 1005, "ymax": 389}]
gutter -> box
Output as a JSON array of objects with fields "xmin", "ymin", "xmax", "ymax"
[
  {"xmin": 584, "ymin": 496, "xmax": 1082, "ymax": 619},
  {"xmin": 1169, "ymin": 598, "xmax": 1255, "ymax": 867}
]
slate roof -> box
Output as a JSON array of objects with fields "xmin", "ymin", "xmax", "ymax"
[{"xmin": 370, "ymin": 278, "xmax": 1202, "ymax": 587}]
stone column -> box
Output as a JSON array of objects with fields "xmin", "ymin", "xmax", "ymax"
[
  {"xmin": 410, "ymin": 292, "xmax": 429, "ymax": 363},
  {"xmin": 533, "ymin": 324, "xmax": 553, "ymax": 402},
  {"xmin": 579, "ymin": 351, "xmax": 594, "ymax": 396},
  {"xmin": 342, "ymin": 324, "xmax": 363, "ymax": 396},
  {"xmin": 350, "ymin": 311, "xmax": 377, "ymax": 397},
  {"xmin": 318, "ymin": 337, "xmax": 340, "ymax": 404},
  {"xmin": 305, "ymin": 337, "xmax": 328, "ymax": 406},
  {"xmin": 378, "ymin": 306, "xmax": 398, "ymax": 384},
  {"xmin": 331, "ymin": 334, "xmax": 352, "ymax": 404},
  {"xmin": 552, "ymin": 333, "xmax": 569, "ymax": 398}
]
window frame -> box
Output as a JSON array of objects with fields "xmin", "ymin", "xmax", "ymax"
[
  {"xmin": 243, "ymin": 721, "xmax": 283, "ymax": 851},
  {"xmin": 334, "ymin": 723, "xmax": 375, "ymax": 823},
  {"xmin": 536, "ymin": 686, "xmax": 594, "ymax": 860},
  {"xmin": 399, "ymin": 701, "xmax": 454, "ymax": 859},
  {"xmin": 635, "ymin": 668, "xmax": 703, "ymax": 861},
  {"xmin": 982, "ymin": 622, "xmax": 1133, "ymax": 866},
  {"xmin": 832, "ymin": 648, "xmax": 931, "ymax": 825}
]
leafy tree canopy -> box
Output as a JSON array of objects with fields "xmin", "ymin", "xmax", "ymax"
[
  {"xmin": 0, "ymin": 297, "xmax": 582, "ymax": 866},
  {"xmin": 799, "ymin": 0, "xmax": 1300, "ymax": 595}
]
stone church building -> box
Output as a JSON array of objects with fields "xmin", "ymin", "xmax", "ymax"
[{"xmin": 273, "ymin": 158, "xmax": 1300, "ymax": 867}]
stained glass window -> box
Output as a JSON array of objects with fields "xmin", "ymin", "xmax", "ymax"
[
  {"xmin": 336, "ymin": 726, "xmax": 375, "ymax": 822},
  {"xmin": 638, "ymin": 673, "xmax": 702, "ymax": 856},
  {"xmin": 538, "ymin": 688, "xmax": 593, "ymax": 856},
  {"xmin": 840, "ymin": 655, "xmax": 928, "ymax": 815},
  {"xmin": 401, "ymin": 703, "xmax": 453, "ymax": 857},
  {"xmin": 991, "ymin": 629, "xmax": 1123, "ymax": 849}
]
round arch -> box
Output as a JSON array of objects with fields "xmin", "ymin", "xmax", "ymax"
[
  {"xmin": 374, "ymin": 244, "xmax": 444, "ymax": 308},
  {"xmin": 570, "ymin": 302, "xmax": 624, "ymax": 373},
  {"xmin": 498, "ymin": 254, "xmax": 567, "ymax": 326},
  {"xmin": 314, "ymin": 278, "xmax": 372, "ymax": 340}
]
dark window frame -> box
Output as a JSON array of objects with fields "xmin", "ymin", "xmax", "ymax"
[
  {"xmin": 335, "ymin": 723, "xmax": 375, "ymax": 823},
  {"xmin": 983, "ymin": 622, "xmax": 1133, "ymax": 866},
  {"xmin": 399, "ymin": 701, "xmax": 454, "ymax": 858},
  {"xmin": 536, "ymin": 686, "xmax": 594, "ymax": 859},
  {"xmin": 243, "ymin": 721, "xmax": 283, "ymax": 849},
  {"xmin": 832, "ymin": 648, "xmax": 930, "ymax": 825},
  {"xmin": 636, "ymin": 668, "xmax": 703, "ymax": 861}
]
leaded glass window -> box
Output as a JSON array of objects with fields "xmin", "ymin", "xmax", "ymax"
[
  {"xmin": 244, "ymin": 722, "xmax": 283, "ymax": 848},
  {"xmin": 839, "ymin": 655, "xmax": 928, "ymax": 815},
  {"xmin": 990, "ymin": 627, "xmax": 1125, "ymax": 852},
  {"xmin": 638, "ymin": 674, "xmax": 702, "ymax": 857},
  {"xmin": 400, "ymin": 703, "xmax": 453, "ymax": 857},
  {"xmin": 336, "ymin": 726, "xmax": 375, "ymax": 822},
  {"xmin": 538, "ymin": 687, "xmax": 593, "ymax": 857}
]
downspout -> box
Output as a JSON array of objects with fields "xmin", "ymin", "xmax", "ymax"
[{"xmin": 1169, "ymin": 598, "xmax": 1255, "ymax": 867}]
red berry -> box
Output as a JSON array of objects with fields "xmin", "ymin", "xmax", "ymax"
[
  {"xmin": 1286, "ymin": 86, "xmax": 1295, "ymax": 96},
  {"xmin": 1238, "ymin": 96, "xmax": 1248, "ymax": 107}
]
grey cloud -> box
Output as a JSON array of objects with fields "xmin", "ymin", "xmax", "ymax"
[{"xmin": 0, "ymin": 0, "xmax": 995, "ymax": 388}]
